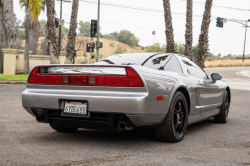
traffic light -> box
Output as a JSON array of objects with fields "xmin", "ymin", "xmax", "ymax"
[
  {"xmin": 91, "ymin": 20, "xmax": 97, "ymax": 37},
  {"xmin": 216, "ymin": 17, "xmax": 220, "ymax": 27},
  {"xmin": 86, "ymin": 43, "xmax": 95, "ymax": 52},
  {"xmin": 216, "ymin": 17, "xmax": 223, "ymax": 28},
  {"xmin": 86, "ymin": 43, "xmax": 91, "ymax": 52},
  {"xmin": 55, "ymin": 18, "xmax": 59, "ymax": 28}
]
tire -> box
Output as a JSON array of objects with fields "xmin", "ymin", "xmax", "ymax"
[
  {"xmin": 49, "ymin": 123, "xmax": 78, "ymax": 132},
  {"xmin": 214, "ymin": 90, "xmax": 230, "ymax": 123},
  {"xmin": 154, "ymin": 91, "xmax": 188, "ymax": 142}
]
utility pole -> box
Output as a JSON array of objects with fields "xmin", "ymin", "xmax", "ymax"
[
  {"xmin": 96, "ymin": 0, "xmax": 100, "ymax": 61},
  {"xmin": 243, "ymin": 21, "xmax": 248, "ymax": 62},
  {"xmin": 57, "ymin": 0, "xmax": 71, "ymax": 50}
]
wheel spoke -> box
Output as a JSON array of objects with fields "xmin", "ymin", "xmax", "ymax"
[
  {"xmin": 174, "ymin": 121, "xmax": 180, "ymax": 129},
  {"xmin": 179, "ymin": 101, "xmax": 182, "ymax": 112}
]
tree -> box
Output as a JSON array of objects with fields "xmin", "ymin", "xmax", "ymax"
[
  {"xmin": 65, "ymin": 0, "xmax": 79, "ymax": 64},
  {"xmin": 0, "ymin": 0, "xmax": 18, "ymax": 73},
  {"xmin": 79, "ymin": 21, "xmax": 91, "ymax": 35},
  {"xmin": 197, "ymin": 0, "xmax": 213, "ymax": 68},
  {"xmin": 175, "ymin": 43, "xmax": 185, "ymax": 55},
  {"xmin": 46, "ymin": 0, "xmax": 60, "ymax": 64},
  {"xmin": 152, "ymin": 31, "xmax": 156, "ymax": 44},
  {"xmin": 163, "ymin": 0, "xmax": 176, "ymax": 53},
  {"xmin": 185, "ymin": 0, "xmax": 193, "ymax": 59},
  {"xmin": 146, "ymin": 43, "xmax": 166, "ymax": 52},
  {"xmin": 19, "ymin": 0, "xmax": 45, "ymax": 73},
  {"xmin": 117, "ymin": 30, "xmax": 139, "ymax": 47}
]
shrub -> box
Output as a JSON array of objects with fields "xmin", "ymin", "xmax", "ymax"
[
  {"xmin": 109, "ymin": 42, "xmax": 114, "ymax": 47},
  {"xmin": 38, "ymin": 49, "xmax": 43, "ymax": 55},
  {"xmin": 114, "ymin": 46, "xmax": 123, "ymax": 54},
  {"xmin": 81, "ymin": 60, "xmax": 87, "ymax": 64},
  {"xmin": 141, "ymin": 47, "xmax": 145, "ymax": 50},
  {"xmin": 123, "ymin": 47, "xmax": 127, "ymax": 52}
]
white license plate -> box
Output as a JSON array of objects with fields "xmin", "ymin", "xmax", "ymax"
[{"xmin": 64, "ymin": 101, "xmax": 87, "ymax": 114}]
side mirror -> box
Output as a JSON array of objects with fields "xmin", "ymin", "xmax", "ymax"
[{"xmin": 211, "ymin": 73, "xmax": 222, "ymax": 81}]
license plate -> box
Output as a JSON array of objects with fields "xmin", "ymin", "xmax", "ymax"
[{"xmin": 64, "ymin": 101, "xmax": 87, "ymax": 115}]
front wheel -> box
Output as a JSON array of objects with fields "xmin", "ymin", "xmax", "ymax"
[
  {"xmin": 154, "ymin": 91, "xmax": 188, "ymax": 142},
  {"xmin": 214, "ymin": 90, "xmax": 230, "ymax": 123}
]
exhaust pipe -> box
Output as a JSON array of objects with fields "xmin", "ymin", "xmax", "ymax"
[
  {"xmin": 36, "ymin": 115, "xmax": 46, "ymax": 123},
  {"xmin": 118, "ymin": 121, "xmax": 133, "ymax": 131}
]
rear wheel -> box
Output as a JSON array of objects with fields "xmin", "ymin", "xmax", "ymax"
[
  {"xmin": 49, "ymin": 123, "xmax": 78, "ymax": 132},
  {"xmin": 154, "ymin": 91, "xmax": 188, "ymax": 142},
  {"xmin": 214, "ymin": 90, "xmax": 230, "ymax": 123}
]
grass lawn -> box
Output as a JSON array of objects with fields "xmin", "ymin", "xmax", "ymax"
[{"xmin": 0, "ymin": 74, "xmax": 29, "ymax": 81}]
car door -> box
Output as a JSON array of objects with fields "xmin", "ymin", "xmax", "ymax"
[
  {"xmin": 198, "ymin": 77, "xmax": 224, "ymax": 117},
  {"xmin": 179, "ymin": 56, "xmax": 223, "ymax": 117}
]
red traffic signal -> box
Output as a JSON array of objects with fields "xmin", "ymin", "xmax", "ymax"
[{"xmin": 55, "ymin": 18, "xmax": 59, "ymax": 28}]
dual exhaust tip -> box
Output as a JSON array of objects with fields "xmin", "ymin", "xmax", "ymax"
[{"xmin": 118, "ymin": 121, "xmax": 133, "ymax": 131}]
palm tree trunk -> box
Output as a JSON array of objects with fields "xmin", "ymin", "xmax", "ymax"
[
  {"xmin": 197, "ymin": 0, "xmax": 213, "ymax": 68},
  {"xmin": 65, "ymin": 0, "xmax": 79, "ymax": 64},
  {"xmin": 24, "ymin": 1, "xmax": 30, "ymax": 74},
  {"xmin": 29, "ymin": 19, "xmax": 41, "ymax": 55},
  {"xmin": 185, "ymin": 0, "xmax": 193, "ymax": 59},
  {"xmin": 163, "ymin": 0, "xmax": 176, "ymax": 53},
  {"xmin": 46, "ymin": 0, "xmax": 60, "ymax": 64}
]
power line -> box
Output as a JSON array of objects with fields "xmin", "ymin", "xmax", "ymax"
[{"xmin": 79, "ymin": 0, "xmax": 247, "ymax": 22}]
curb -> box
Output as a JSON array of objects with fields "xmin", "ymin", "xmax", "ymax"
[{"xmin": 0, "ymin": 81, "xmax": 27, "ymax": 84}]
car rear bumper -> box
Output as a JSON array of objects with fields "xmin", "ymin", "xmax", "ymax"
[{"xmin": 22, "ymin": 88, "xmax": 165, "ymax": 127}]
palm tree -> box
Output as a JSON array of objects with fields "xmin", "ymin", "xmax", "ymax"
[
  {"xmin": 185, "ymin": 0, "xmax": 193, "ymax": 59},
  {"xmin": 197, "ymin": 0, "xmax": 213, "ymax": 68},
  {"xmin": 46, "ymin": 0, "xmax": 60, "ymax": 64},
  {"xmin": 0, "ymin": 0, "xmax": 18, "ymax": 73},
  {"xmin": 19, "ymin": 0, "xmax": 45, "ymax": 73},
  {"xmin": 152, "ymin": 31, "xmax": 156, "ymax": 44},
  {"xmin": 65, "ymin": 0, "xmax": 79, "ymax": 64},
  {"xmin": 163, "ymin": 0, "xmax": 176, "ymax": 53}
]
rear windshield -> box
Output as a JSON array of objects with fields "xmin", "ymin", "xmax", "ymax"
[{"xmin": 95, "ymin": 53, "xmax": 160, "ymax": 66}]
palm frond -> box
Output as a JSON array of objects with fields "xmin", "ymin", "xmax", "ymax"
[{"xmin": 29, "ymin": 0, "xmax": 43, "ymax": 22}]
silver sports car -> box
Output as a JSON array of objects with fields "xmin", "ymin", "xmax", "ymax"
[{"xmin": 22, "ymin": 53, "xmax": 231, "ymax": 142}]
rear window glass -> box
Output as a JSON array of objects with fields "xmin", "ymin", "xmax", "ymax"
[
  {"xmin": 95, "ymin": 53, "xmax": 160, "ymax": 66},
  {"xmin": 164, "ymin": 56, "xmax": 183, "ymax": 73},
  {"xmin": 143, "ymin": 54, "xmax": 170, "ymax": 70}
]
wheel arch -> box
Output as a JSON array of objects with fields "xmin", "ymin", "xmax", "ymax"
[{"xmin": 174, "ymin": 86, "xmax": 191, "ymax": 115}]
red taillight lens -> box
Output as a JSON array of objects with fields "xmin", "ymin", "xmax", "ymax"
[
  {"xmin": 28, "ymin": 67, "xmax": 144, "ymax": 87},
  {"xmin": 28, "ymin": 67, "xmax": 39, "ymax": 84}
]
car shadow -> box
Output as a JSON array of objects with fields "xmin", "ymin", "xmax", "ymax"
[{"xmin": 28, "ymin": 118, "xmax": 219, "ymax": 147}]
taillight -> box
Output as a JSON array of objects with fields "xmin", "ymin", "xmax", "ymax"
[
  {"xmin": 28, "ymin": 67, "xmax": 144, "ymax": 87},
  {"xmin": 28, "ymin": 67, "xmax": 39, "ymax": 84}
]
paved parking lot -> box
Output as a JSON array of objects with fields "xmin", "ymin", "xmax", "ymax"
[{"xmin": 0, "ymin": 67, "xmax": 250, "ymax": 165}]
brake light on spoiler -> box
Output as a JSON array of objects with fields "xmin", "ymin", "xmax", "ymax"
[{"xmin": 28, "ymin": 66, "xmax": 144, "ymax": 87}]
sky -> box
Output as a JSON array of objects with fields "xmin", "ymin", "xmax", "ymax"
[{"xmin": 13, "ymin": 0, "xmax": 250, "ymax": 56}]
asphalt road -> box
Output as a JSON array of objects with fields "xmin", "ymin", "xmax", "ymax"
[{"xmin": 1, "ymin": 67, "xmax": 250, "ymax": 166}]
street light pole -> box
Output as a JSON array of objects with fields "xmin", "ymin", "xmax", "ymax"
[
  {"xmin": 243, "ymin": 21, "xmax": 248, "ymax": 62},
  {"xmin": 96, "ymin": 0, "xmax": 100, "ymax": 62},
  {"xmin": 57, "ymin": 0, "xmax": 71, "ymax": 50}
]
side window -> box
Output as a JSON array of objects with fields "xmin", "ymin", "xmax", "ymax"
[
  {"xmin": 143, "ymin": 55, "xmax": 170, "ymax": 70},
  {"xmin": 164, "ymin": 56, "xmax": 183, "ymax": 73},
  {"xmin": 181, "ymin": 57, "xmax": 207, "ymax": 79}
]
